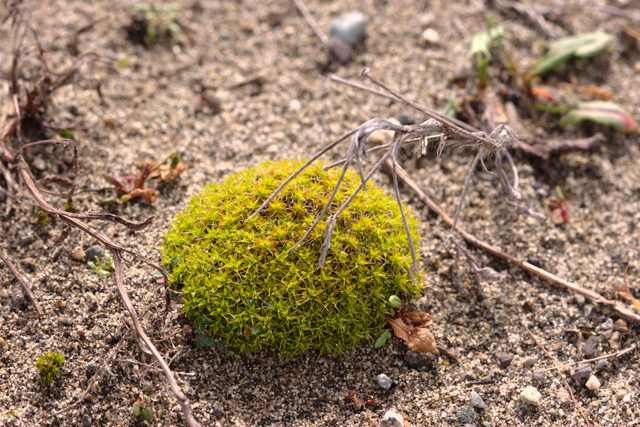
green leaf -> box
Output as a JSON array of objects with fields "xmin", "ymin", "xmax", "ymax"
[
  {"xmin": 374, "ymin": 330, "xmax": 392, "ymax": 349},
  {"xmin": 560, "ymin": 101, "xmax": 638, "ymax": 132},
  {"xmin": 195, "ymin": 333, "xmax": 216, "ymax": 347},
  {"xmin": 467, "ymin": 25, "xmax": 505, "ymax": 61},
  {"xmin": 530, "ymin": 32, "xmax": 614, "ymax": 77},
  {"xmin": 144, "ymin": 395, "xmax": 151, "ymax": 404},
  {"xmin": 141, "ymin": 407, "xmax": 153, "ymax": 421},
  {"xmin": 388, "ymin": 295, "xmax": 402, "ymax": 309},
  {"xmin": 132, "ymin": 402, "xmax": 141, "ymax": 416},
  {"xmin": 59, "ymin": 129, "xmax": 75, "ymax": 139}
]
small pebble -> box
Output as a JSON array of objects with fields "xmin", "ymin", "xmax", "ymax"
[
  {"xmin": 583, "ymin": 335, "xmax": 600, "ymax": 358},
  {"xmin": 585, "ymin": 375, "xmax": 601, "ymax": 390},
  {"xmin": 380, "ymin": 408, "xmax": 403, "ymax": 427},
  {"xmin": 498, "ymin": 353, "xmax": 512, "ymax": 369},
  {"xmin": 572, "ymin": 363, "xmax": 592, "ymax": 381},
  {"xmin": 0, "ymin": 337, "xmax": 6, "ymax": 347},
  {"xmin": 397, "ymin": 112, "xmax": 414, "ymax": 125},
  {"xmin": 527, "ymin": 257, "xmax": 541, "ymax": 267},
  {"xmin": 85, "ymin": 245, "xmax": 103, "ymax": 262},
  {"xmin": 483, "ymin": 422, "xmax": 491, "ymax": 427},
  {"xmin": 600, "ymin": 318, "xmax": 614, "ymax": 330},
  {"xmin": 405, "ymin": 350, "xmax": 435, "ymax": 369},
  {"xmin": 200, "ymin": 91, "xmax": 222, "ymax": 113},
  {"xmin": 421, "ymin": 28, "xmax": 440, "ymax": 45},
  {"xmin": 523, "ymin": 356, "xmax": 538, "ymax": 368},
  {"xmin": 535, "ymin": 188, "xmax": 548, "ymax": 197},
  {"xmin": 31, "ymin": 239, "xmax": 44, "ymax": 250},
  {"xmin": 556, "ymin": 387, "xmax": 571, "ymax": 404},
  {"xmin": 288, "ymin": 99, "xmax": 301, "ymax": 113},
  {"xmin": 470, "ymin": 391, "xmax": 487, "ymax": 409},
  {"xmin": 609, "ymin": 331, "xmax": 621, "ymax": 350},
  {"xmin": 20, "ymin": 258, "xmax": 36, "ymax": 269},
  {"xmin": 456, "ymin": 405, "xmax": 475, "ymax": 424},
  {"xmin": 614, "ymin": 319, "xmax": 628, "ymax": 333},
  {"xmin": 376, "ymin": 373, "xmax": 393, "ymax": 390},
  {"xmin": 71, "ymin": 249, "xmax": 86, "ymax": 260},
  {"xmin": 445, "ymin": 417, "xmax": 456, "ymax": 423},
  {"xmin": 532, "ymin": 371, "xmax": 545, "ymax": 382},
  {"xmin": 85, "ymin": 362, "xmax": 97, "ymax": 374},
  {"xmin": 330, "ymin": 11, "xmax": 367, "ymax": 47},
  {"xmin": 142, "ymin": 381, "xmax": 154, "ymax": 395},
  {"xmin": 574, "ymin": 294, "xmax": 586, "ymax": 307},
  {"xmin": 82, "ymin": 414, "xmax": 92, "ymax": 426},
  {"xmin": 520, "ymin": 386, "xmax": 542, "ymax": 407},
  {"xmin": 329, "ymin": 38, "xmax": 353, "ymax": 63}
]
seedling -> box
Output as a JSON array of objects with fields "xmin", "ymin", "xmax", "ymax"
[
  {"xmin": 88, "ymin": 253, "xmax": 113, "ymax": 276},
  {"xmin": 560, "ymin": 100, "xmax": 638, "ymax": 133},
  {"xmin": 467, "ymin": 16, "xmax": 505, "ymax": 88},
  {"xmin": 528, "ymin": 32, "xmax": 614, "ymax": 78},
  {"xmin": 133, "ymin": 3, "xmax": 182, "ymax": 44},
  {"xmin": 102, "ymin": 151, "xmax": 186, "ymax": 204},
  {"xmin": 131, "ymin": 395, "xmax": 153, "ymax": 422},
  {"xmin": 35, "ymin": 352, "xmax": 64, "ymax": 385}
]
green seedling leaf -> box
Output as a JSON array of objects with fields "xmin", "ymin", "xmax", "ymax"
[
  {"xmin": 59, "ymin": 129, "xmax": 75, "ymax": 139},
  {"xmin": 560, "ymin": 101, "xmax": 638, "ymax": 133},
  {"xmin": 132, "ymin": 402, "xmax": 141, "ymax": 416},
  {"xmin": 170, "ymin": 255, "xmax": 179, "ymax": 269},
  {"xmin": 530, "ymin": 32, "xmax": 614, "ymax": 77},
  {"xmin": 144, "ymin": 395, "xmax": 151, "ymax": 404},
  {"xmin": 467, "ymin": 25, "xmax": 505, "ymax": 61},
  {"xmin": 388, "ymin": 295, "xmax": 402, "ymax": 309},
  {"xmin": 554, "ymin": 186, "xmax": 565, "ymax": 200},
  {"xmin": 374, "ymin": 330, "xmax": 392, "ymax": 349},
  {"xmin": 141, "ymin": 407, "xmax": 153, "ymax": 421}
]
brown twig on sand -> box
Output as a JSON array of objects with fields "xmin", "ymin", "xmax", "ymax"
[
  {"xmin": 537, "ymin": 344, "xmax": 637, "ymax": 373},
  {"xmin": 523, "ymin": 320, "xmax": 590, "ymax": 427},
  {"xmin": 291, "ymin": 0, "xmax": 328, "ymax": 45},
  {"xmin": 618, "ymin": 265, "xmax": 640, "ymax": 313},
  {"xmin": 391, "ymin": 161, "xmax": 640, "ymax": 323},
  {"xmin": 493, "ymin": 0, "xmax": 559, "ymax": 38},
  {"xmin": 0, "ymin": 245, "xmax": 43, "ymax": 316},
  {"xmin": 14, "ymin": 144, "xmax": 201, "ymax": 427}
]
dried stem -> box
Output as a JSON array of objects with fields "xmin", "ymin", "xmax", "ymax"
[
  {"xmin": 0, "ymin": 245, "xmax": 43, "ymax": 316},
  {"xmin": 537, "ymin": 344, "xmax": 637, "ymax": 373},
  {"xmin": 291, "ymin": 0, "xmax": 329, "ymax": 45}
]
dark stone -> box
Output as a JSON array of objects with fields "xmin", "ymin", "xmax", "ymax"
[
  {"xmin": 532, "ymin": 182, "xmax": 542, "ymax": 190},
  {"xmin": 498, "ymin": 353, "xmax": 511, "ymax": 369},
  {"xmin": 527, "ymin": 257, "xmax": 541, "ymax": 267},
  {"xmin": 583, "ymin": 335, "xmax": 600, "ymax": 358},
  {"xmin": 397, "ymin": 112, "xmax": 414, "ymax": 125},
  {"xmin": 405, "ymin": 350, "xmax": 435, "ymax": 369},
  {"xmin": 456, "ymin": 405, "xmax": 475, "ymax": 424},
  {"xmin": 85, "ymin": 245, "xmax": 103, "ymax": 262},
  {"xmin": 212, "ymin": 407, "xmax": 225, "ymax": 419},
  {"xmin": 572, "ymin": 363, "xmax": 592, "ymax": 381}
]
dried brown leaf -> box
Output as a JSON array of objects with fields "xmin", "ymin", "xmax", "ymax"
[
  {"xmin": 387, "ymin": 317, "xmax": 438, "ymax": 354},
  {"xmin": 158, "ymin": 162, "xmax": 187, "ymax": 182},
  {"xmin": 128, "ymin": 188, "xmax": 159, "ymax": 203}
]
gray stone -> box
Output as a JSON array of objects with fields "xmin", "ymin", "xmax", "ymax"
[
  {"xmin": 82, "ymin": 415, "xmax": 92, "ymax": 426},
  {"xmin": 380, "ymin": 408, "xmax": 403, "ymax": 427},
  {"xmin": 329, "ymin": 38, "xmax": 353, "ymax": 63},
  {"xmin": 583, "ymin": 335, "xmax": 600, "ymax": 358},
  {"xmin": 142, "ymin": 381, "xmax": 154, "ymax": 395},
  {"xmin": 85, "ymin": 362, "xmax": 97, "ymax": 374},
  {"xmin": 376, "ymin": 373, "xmax": 393, "ymax": 390},
  {"xmin": 330, "ymin": 11, "xmax": 367, "ymax": 47},
  {"xmin": 470, "ymin": 391, "xmax": 487, "ymax": 409},
  {"xmin": 456, "ymin": 405, "xmax": 475, "ymax": 424},
  {"xmin": 574, "ymin": 294, "xmax": 586, "ymax": 307},
  {"xmin": 572, "ymin": 363, "xmax": 592, "ymax": 381},
  {"xmin": 498, "ymin": 353, "xmax": 512, "ymax": 369},
  {"xmin": 532, "ymin": 371, "xmax": 545, "ymax": 382},
  {"xmin": 600, "ymin": 318, "xmax": 614, "ymax": 330},
  {"xmin": 595, "ymin": 360, "xmax": 608, "ymax": 370},
  {"xmin": 520, "ymin": 386, "xmax": 542, "ymax": 407},
  {"xmin": 85, "ymin": 245, "xmax": 103, "ymax": 262},
  {"xmin": 523, "ymin": 356, "xmax": 538, "ymax": 368}
]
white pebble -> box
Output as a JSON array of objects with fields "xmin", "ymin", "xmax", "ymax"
[
  {"xmin": 380, "ymin": 408, "xmax": 403, "ymax": 427},
  {"xmin": 586, "ymin": 375, "xmax": 601, "ymax": 391},
  {"xmin": 520, "ymin": 386, "xmax": 542, "ymax": 407},
  {"xmin": 421, "ymin": 28, "xmax": 440, "ymax": 45},
  {"xmin": 377, "ymin": 373, "xmax": 393, "ymax": 390}
]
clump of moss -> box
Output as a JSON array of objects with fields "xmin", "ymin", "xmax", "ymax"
[
  {"xmin": 163, "ymin": 160, "xmax": 422, "ymax": 356},
  {"xmin": 35, "ymin": 352, "xmax": 64, "ymax": 385}
]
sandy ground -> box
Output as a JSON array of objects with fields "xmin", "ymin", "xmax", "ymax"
[{"xmin": 0, "ymin": 0, "xmax": 639, "ymax": 426}]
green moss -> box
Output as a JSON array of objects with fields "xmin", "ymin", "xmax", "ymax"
[
  {"xmin": 35, "ymin": 352, "xmax": 64, "ymax": 385},
  {"xmin": 163, "ymin": 160, "xmax": 422, "ymax": 356}
]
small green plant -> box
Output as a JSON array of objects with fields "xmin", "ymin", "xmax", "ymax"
[
  {"xmin": 88, "ymin": 253, "xmax": 113, "ymax": 276},
  {"xmin": 35, "ymin": 352, "xmax": 64, "ymax": 385},
  {"xmin": 132, "ymin": 395, "xmax": 153, "ymax": 422},
  {"xmin": 58, "ymin": 129, "xmax": 75, "ymax": 139},
  {"xmin": 34, "ymin": 207, "xmax": 50, "ymax": 226},
  {"xmin": 528, "ymin": 32, "xmax": 614, "ymax": 78},
  {"xmin": 134, "ymin": 3, "xmax": 182, "ymax": 44},
  {"xmin": 467, "ymin": 15, "xmax": 505, "ymax": 88},
  {"xmin": 163, "ymin": 160, "xmax": 422, "ymax": 356}
]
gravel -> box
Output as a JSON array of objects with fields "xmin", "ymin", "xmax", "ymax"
[{"xmin": 0, "ymin": 0, "xmax": 638, "ymax": 426}]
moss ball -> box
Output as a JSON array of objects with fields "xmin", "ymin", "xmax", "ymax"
[{"xmin": 163, "ymin": 159, "xmax": 422, "ymax": 356}]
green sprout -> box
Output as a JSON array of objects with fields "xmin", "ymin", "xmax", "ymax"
[
  {"xmin": 87, "ymin": 252, "xmax": 114, "ymax": 276},
  {"xmin": 132, "ymin": 395, "xmax": 153, "ymax": 422},
  {"xmin": 134, "ymin": 3, "xmax": 182, "ymax": 44},
  {"xmin": 467, "ymin": 15, "xmax": 505, "ymax": 89},
  {"xmin": 35, "ymin": 352, "xmax": 64, "ymax": 385}
]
